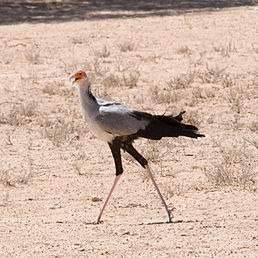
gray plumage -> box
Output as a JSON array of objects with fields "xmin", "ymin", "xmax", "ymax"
[
  {"xmin": 95, "ymin": 102, "xmax": 149, "ymax": 138},
  {"xmin": 69, "ymin": 69, "xmax": 204, "ymax": 224}
]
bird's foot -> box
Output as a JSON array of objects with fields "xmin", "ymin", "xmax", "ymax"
[
  {"xmin": 93, "ymin": 220, "xmax": 103, "ymax": 225},
  {"xmin": 167, "ymin": 207, "xmax": 176, "ymax": 223}
]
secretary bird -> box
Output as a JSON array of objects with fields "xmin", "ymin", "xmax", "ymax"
[{"xmin": 69, "ymin": 69, "xmax": 204, "ymax": 224}]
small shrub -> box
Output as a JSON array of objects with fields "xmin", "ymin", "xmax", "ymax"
[
  {"xmin": 42, "ymin": 117, "xmax": 87, "ymax": 147},
  {"xmin": 150, "ymin": 85, "xmax": 180, "ymax": 104},
  {"xmin": 177, "ymin": 45, "xmax": 192, "ymax": 56},
  {"xmin": 213, "ymin": 41, "xmax": 237, "ymax": 57},
  {"xmin": 227, "ymin": 87, "xmax": 242, "ymax": 114},
  {"xmin": 102, "ymin": 74, "xmax": 121, "ymax": 87},
  {"xmin": 204, "ymin": 144, "xmax": 256, "ymax": 189},
  {"xmin": 42, "ymin": 84, "xmax": 57, "ymax": 95},
  {"xmin": 96, "ymin": 45, "xmax": 110, "ymax": 58},
  {"xmin": 119, "ymin": 41, "xmax": 135, "ymax": 52},
  {"xmin": 167, "ymin": 73, "xmax": 194, "ymax": 89},
  {"xmin": 71, "ymin": 36, "xmax": 85, "ymax": 44},
  {"xmin": 122, "ymin": 71, "xmax": 140, "ymax": 87},
  {"xmin": 196, "ymin": 63, "xmax": 227, "ymax": 84},
  {"xmin": 183, "ymin": 110, "xmax": 201, "ymax": 127},
  {"xmin": 0, "ymin": 101, "xmax": 37, "ymax": 126},
  {"xmin": 221, "ymin": 73, "xmax": 236, "ymax": 88},
  {"xmin": 24, "ymin": 48, "xmax": 40, "ymax": 64}
]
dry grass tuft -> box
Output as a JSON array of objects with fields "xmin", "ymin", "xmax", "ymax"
[
  {"xmin": 177, "ymin": 45, "xmax": 192, "ymax": 56},
  {"xmin": 167, "ymin": 73, "xmax": 194, "ymax": 89},
  {"xmin": 0, "ymin": 101, "xmax": 37, "ymax": 126},
  {"xmin": 71, "ymin": 36, "xmax": 85, "ymax": 45},
  {"xmin": 221, "ymin": 73, "xmax": 236, "ymax": 88},
  {"xmin": 0, "ymin": 191, "xmax": 9, "ymax": 207},
  {"xmin": 102, "ymin": 74, "xmax": 121, "ymax": 87},
  {"xmin": 24, "ymin": 48, "xmax": 41, "ymax": 64},
  {"xmin": 213, "ymin": 41, "xmax": 237, "ymax": 57},
  {"xmin": 119, "ymin": 41, "xmax": 136, "ymax": 52},
  {"xmin": 95, "ymin": 45, "xmax": 111, "ymax": 58},
  {"xmin": 41, "ymin": 117, "xmax": 87, "ymax": 147},
  {"xmin": 42, "ymin": 84, "xmax": 58, "ymax": 95},
  {"xmin": 122, "ymin": 70, "xmax": 140, "ymax": 87},
  {"xmin": 141, "ymin": 140, "xmax": 166, "ymax": 163},
  {"xmin": 164, "ymin": 182, "xmax": 185, "ymax": 198},
  {"xmin": 1, "ymin": 157, "xmax": 35, "ymax": 187},
  {"xmin": 183, "ymin": 110, "xmax": 201, "ymax": 127},
  {"xmin": 249, "ymin": 121, "xmax": 258, "ymax": 132},
  {"xmin": 195, "ymin": 63, "xmax": 227, "ymax": 84},
  {"xmin": 150, "ymin": 85, "xmax": 180, "ymax": 104},
  {"xmin": 102, "ymin": 70, "xmax": 140, "ymax": 88},
  {"xmin": 1, "ymin": 170, "xmax": 33, "ymax": 187},
  {"xmin": 92, "ymin": 57, "xmax": 109, "ymax": 76},
  {"xmin": 227, "ymin": 87, "xmax": 242, "ymax": 114},
  {"xmin": 226, "ymin": 83, "xmax": 249, "ymax": 115},
  {"xmin": 204, "ymin": 144, "xmax": 257, "ymax": 190},
  {"xmin": 252, "ymin": 44, "xmax": 258, "ymax": 54}
]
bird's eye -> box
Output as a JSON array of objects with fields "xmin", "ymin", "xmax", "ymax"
[{"xmin": 78, "ymin": 72, "xmax": 82, "ymax": 76}]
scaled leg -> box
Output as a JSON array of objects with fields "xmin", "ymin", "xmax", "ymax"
[
  {"xmin": 95, "ymin": 140, "xmax": 123, "ymax": 223},
  {"xmin": 96, "ymin": 175, "xmax": 121, "ymax": 224},
  {"xmin": 122, "ymin": 143, "xmax": 173, "ymax": 222}
]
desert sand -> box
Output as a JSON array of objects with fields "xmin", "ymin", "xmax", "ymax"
[{"xmin": 0, "ymin": 3, "xmax": 257, "ymax": 257}]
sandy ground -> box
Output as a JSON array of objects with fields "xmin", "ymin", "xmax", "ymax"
[{"xmin": 0, "ymin": 5, "xmax": 257, "ymax": 257}]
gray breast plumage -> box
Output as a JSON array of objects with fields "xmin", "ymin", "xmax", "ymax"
[{"xmin": 95, "ymin": 103, "xmax": 149, "ymax": 138}]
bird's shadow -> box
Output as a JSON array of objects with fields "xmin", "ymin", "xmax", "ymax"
[
  {"xmin": 84, "ymin": 219, "xmax": 197, "ymax": 226},
  {"xmin": 138, "ymin": 219, "xmax": 196, "ymax": 226}
]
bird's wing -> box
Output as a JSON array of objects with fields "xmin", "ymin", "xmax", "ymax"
[
  {"xmin": 95, "ymin": 103, "xmax": 149, "ymax": 136},
  {"xmin": 95, "ymin": 97, "xmax": 124, "ymax": 106}
]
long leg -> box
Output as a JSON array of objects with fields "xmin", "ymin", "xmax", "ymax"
[
  {"xmin": 96, "ymin": 174, "xmax": 121, "ymax": 224},
  {"xmin": 145, "ymin": 164, "xmax": 173, "ymax": 222},
  {"xmin": 122, "ymin": 143, "xmax": 173, "ymax": 222},
  {"xmin": 95, "ymin": 140, "xmax": 123, "ymax": 224}
]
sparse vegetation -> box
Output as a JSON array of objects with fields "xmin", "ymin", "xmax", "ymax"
[
  {"xmin": 95, "ymin": 45, "xmax": 111, "ymax": 58},
  {"xmin": 24, "ymin": 48, "xmax": 40, "ymax": 64},
  {"xmin": 0, "ymin": 6, "xmax": 257, "ymax": 257},
  {"xmin": 101, "ymin": 70, "xmax": 140, "ymax": 88},
  {"xmin": 183, "ymin": 110, "xmax": 201, "ymax": 127},
  {"xmin": 119, "ymin": 41, "xmax": 135, "ymax": 52},
  {"xmin": 1, "ymin": 157, "xmax": 35, "ymax": 187},
  {"xmin": 150, "ymin": 85, "xmax": 180, "ymax": 104},
  {"xmin": 0, "ymin": 101, "xmax": 37, "ymax": 126},
  {"xmin": 92, "ymin": 57, "xmax": 108, "ymax": 76},
  {"xmin": 42, "ymin": 84, "xmax": 57, "ymax": 95},
  {"xmin": 102, "ymin": 73, "xmax": 121, "ymax": 87},
  {"xmin": 167, "ymin": 73, "xmax": 194, "ymax": 89},
  {"xmin": 195, "ymin": 63, "xmax": 227, "ymax": 84},
  {"xmin": 213, "ymin": 41, "xmax": 237, "ymax": 57},
  {"xmin": 251, "ymin": 44, "xmax": 258, "ymax": 54},
  {"xmin": 1, "ymin": 170, "xmax": 33, "ymax": 187},
  {"xmin": 204, "ymin": 144, "xmax": 256, "ymax": 190},
  {"xmin": 249, "ymin": 121, "xmax": 258, "ymax": 132},
  {"xmin": 122, "ymin": 70, "xmax": 140, "ymax": 87},
  {"xmin": 41, "ymin": 117, "xmax": 87, "ymax": 147},
  {"xmin": 177, "ymin": 45, "xmax": 192, "ymax": 56},
  {"xmin": 71, "ymin": 36, "xmax": 85, "ymax": 45},
  {"xmin": 227, "ymin": 86, "xmax": 242, "ymax": 114}
]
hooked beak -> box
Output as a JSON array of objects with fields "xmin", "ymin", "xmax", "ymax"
[{"xmin": 69, "ymin": 74, "xmax": 76, "ymax": 84}]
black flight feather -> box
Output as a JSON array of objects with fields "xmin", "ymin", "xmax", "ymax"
[{"xmin": 129, "ymin": 111, "xmax": 204, "ymax": 140}]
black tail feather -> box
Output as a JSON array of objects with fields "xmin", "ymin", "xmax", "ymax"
[
  {"xmin": 131, "ymin": 111, "xmax": 205, "ymax": 140},
  {"xmin": 170, "ymin": 111, "xmax": 185, "ymax": 122}
]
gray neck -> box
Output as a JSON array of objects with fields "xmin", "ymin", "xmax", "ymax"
[
  {"xmin": 78, "ymin": 86, "xmax": 96, "ymax": 106},
  {"xmin": 77, "ymin": 80, "xmax": 98, "ymax": 120}
]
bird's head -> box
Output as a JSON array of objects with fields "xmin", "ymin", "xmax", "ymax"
[{"xmin": 69, "ymin": 69, "xmax": 88, "ymax": 85}]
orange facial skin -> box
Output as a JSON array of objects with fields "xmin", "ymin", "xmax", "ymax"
[{"xmin": 69, "ymin": 70, "xmax": 87, "ymax": 83}]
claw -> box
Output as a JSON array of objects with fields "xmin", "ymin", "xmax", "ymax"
[
  {"xmin": 93, "ymin": 220, "xmax": 103, "ymax": 225},
  {"xmin": 167, "ymin": 207, "xmax": 176, "ymax": 223}
]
